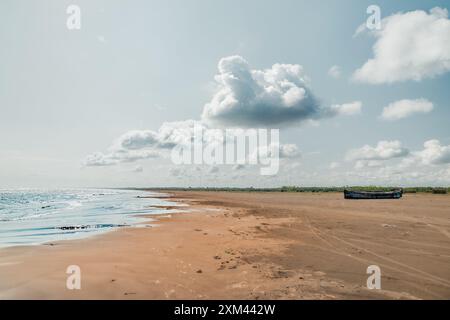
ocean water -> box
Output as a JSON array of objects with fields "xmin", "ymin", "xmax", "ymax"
[{"xmin": 0, "ymin": 189, "xmax": 179, "ymax": 248}]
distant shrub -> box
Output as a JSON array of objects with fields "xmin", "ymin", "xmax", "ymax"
[{"xmin": 143, "ymin": 186, "xmax": 449, "ymax": 194}]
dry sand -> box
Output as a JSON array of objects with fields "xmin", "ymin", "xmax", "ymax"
[{"xmin": 0, "ymin": 191, "xmax": 449, "ymax": 299}]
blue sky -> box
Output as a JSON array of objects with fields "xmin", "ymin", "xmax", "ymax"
[{"xmin": 1, "ymin": 0, "xmax": 449, "ymax": 188}]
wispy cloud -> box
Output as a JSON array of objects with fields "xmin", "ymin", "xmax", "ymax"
[
  {"xmin": 381, "ymin": 99, "xmax": 433, "ymax": 121},
  {"xmin": 346, "ymin": 140, "xmax": 409, "ymax": 161},
  {"xmin": 328, "ymin": 65, "xmax": 342, "ymax": 79},
  {"xmin": 329, "ymin": 101, "xmax": 362, "ymax": 116}
]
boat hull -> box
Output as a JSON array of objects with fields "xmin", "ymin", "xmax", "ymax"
[{"xmin": 344, "ymin": 189, "xmax": 403, "ymax": 200}]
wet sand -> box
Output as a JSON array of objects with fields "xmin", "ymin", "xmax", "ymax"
[{"xmin": 0, "ymin": 191, "xmax": 449, "ymax": 299}]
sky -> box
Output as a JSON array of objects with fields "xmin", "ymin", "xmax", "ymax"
[{"xmin": 1, "ymin": 0, "xmax": 449, "ymax": 188}]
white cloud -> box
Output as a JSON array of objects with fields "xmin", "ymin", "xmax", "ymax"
[
  {"xmin": 354, "ymin": 160, "xmax": 384, "ymax": 169},
  {"xmin": 328, "ymin": 65, "xmax": 342, "ymax": 79},
  {"xmin": 84, "ymin": 120, "xmax": 204, "ymax": 167},
  {"xmin": 83, "ymin": 149, "xmax": 160, "ymax": 166},
  {"xmin": 169, "ymin": 167, "xmax": 183, "ymax": 177},
  {"xmin": 84, "ymin": 118, "xmax": 303, "ymax": 169},
  {"xmin": 353, "ymin": 7, "xmax": 450, "ymax": 84},
  {"xmin": 83, "ymin": 152, "xmax": 119, "ymax": 167},
  {"xmin": 250, "ymin": 143, "xmax": 301, "ymax": 163},
  {"xmin": 353, "ymin": 23, "xmax": 367, "ymax": 38},
  {"xmin": 133, "ymin": 165, "xmax": 143, "ymax": 173},
  {"xmin": 113, "ymin": 130, "xmax": 160, "ymax": 150},
  {"xmin": 252, "ymin": 138, "xmax": 450, "ymax": 186},
  {"xmin": 342, "ymin": 139, "xmax": 450, "ymax": 184},
  {"xmin": 381, "ymin": 99, "xmax": 433, "ymax": 121},
  {"xmin": 208, "ymin": 166, "xmax": 219, "ymax": 174},
  {"xmin": 97, "ymin": 35, "xmax": 106, "ymax": 43},
  {"xmin": 347, "ymin": 140, "xmax": 409, "ymax": 161},
  {"xmin": 329, "ymin": 101, "xmax": 362, "ymax": 116},
  {"xmin": 232, "ymin": 164, "xmax": 245, "ymax": 171},
  {"xmin": 113, "ymin": 120, "xmax": 207, "ymax": 151},
  {"xmin": 347, "ymin": 139, "xmax": 450, "ymax": 185},
  {"xmin": 414, "ymin": 140, "xmax": 450, "ymax": 165},
  {"xmin": 329, "ymin": 162, "xmax": 340, "ymax": 169},
  {"xmin": 202, "ymin": 55, "xmax": 326, "ymax": 127},
  {"xmin": 284, "ymin": 161, "xmax": 301, "ymax": 170},
  {"xmin": 279, "ymin": 144, "xmax": 301, "ymax": 158}
]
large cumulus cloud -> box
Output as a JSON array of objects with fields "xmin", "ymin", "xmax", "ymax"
[
  {"xmin": 353, "ymin": 7, "xmax": 450, "ymax": 84},
  {"xmin": 201, "ymin": 56, "xmax": 324, "ymax": 127}
]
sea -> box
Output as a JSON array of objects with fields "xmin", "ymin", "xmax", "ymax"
[{"xmin": 0, "ymin": 188, "xmax": 180, "ymax": 248}]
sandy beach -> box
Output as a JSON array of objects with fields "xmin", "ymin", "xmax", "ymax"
[{"xmin": 0, "ymin": 191, "xmax": 449, "ymax": 299}]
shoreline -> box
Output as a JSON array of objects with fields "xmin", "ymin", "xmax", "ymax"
[
  {"xmin": 0, "ymin": 189, "xmax": 179, "ymax": 250},
  {"xmin": 0, "ymin": 191, "xmax": 449, "ymax": 299}
]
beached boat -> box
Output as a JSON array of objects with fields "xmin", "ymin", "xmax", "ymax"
[{"xmin": 344, "ymin": 189, "xmax": 403, "ymax": 199}]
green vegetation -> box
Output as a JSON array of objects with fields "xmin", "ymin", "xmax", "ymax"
[
  {"xmin": 432, "ymin": 188, "xmax": 448, "ymax": 194},
  {"xmin": 134, "ymin": 186, "xmax": 450, "ymax": 194},
  {"xmin": 280, "ymin": 186, "xmax": 449, "ymax": 194}
]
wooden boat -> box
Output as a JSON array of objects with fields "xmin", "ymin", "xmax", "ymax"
[{"xmin": 344, "ymin": 189, "xmax": 403, "ymax": 199}]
